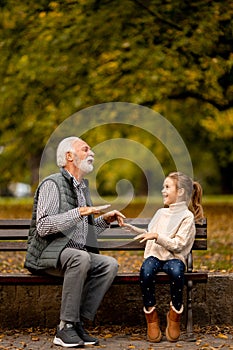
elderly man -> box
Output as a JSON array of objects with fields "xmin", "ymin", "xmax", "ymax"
[{"xmin": 25, "ymin": 136, "xmax": 125, "ymax": 348}]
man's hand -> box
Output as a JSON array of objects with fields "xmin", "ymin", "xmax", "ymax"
[
  {"xmin": 79, "ymin": 205, "xmax": 111, "ymax": 216},
  {"xmin": 79, "ymin": 207, "xmax": 125, "ymax": 226},
  {"xmin": 102, "ymin": 210, "xmax": 126, "ymax": 226}
]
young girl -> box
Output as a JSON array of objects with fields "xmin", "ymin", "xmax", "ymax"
[{"xmin": 122, "ymin": 172, "xmax": 204, "ymax": 343}]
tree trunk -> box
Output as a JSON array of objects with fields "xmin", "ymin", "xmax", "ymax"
[{"xmin": 219, "ymin": 163, "xmax": 233, "ymax": 194}]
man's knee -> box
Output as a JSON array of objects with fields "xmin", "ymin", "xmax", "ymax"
[
  {"xmin": 94, "ymin": 255, "xmax": 118, "ymax": 280},
  {"xmin": 103, "ymin": 256, "xmax": 119, "ymax": 275},
  {"xmin": 63, "ymin": 249, "xmax": 91, "ymax": 272},
  {"xmin": 109, "ymin": 257, "xmax": 119, "ymax": 274}
]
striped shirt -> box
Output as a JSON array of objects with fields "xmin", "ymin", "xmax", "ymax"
[{"xmin": 36, "ymin": 171, "xmax": 107, "ymax": 250}]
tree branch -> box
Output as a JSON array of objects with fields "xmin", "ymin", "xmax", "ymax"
[
  {"xmin": 169, "ymin": 92, "xmax": 233, "ymax": 111},
  {"xmin": 133, "ymin": 0, "xmax": 182, "ymax": 31}
]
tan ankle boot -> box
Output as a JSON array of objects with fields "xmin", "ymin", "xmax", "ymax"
[
  {"xmin": 143, "ymin": 306, "xmax": 162, "ymax": 342},
  {"xmin": 166, "ymin": 302, "xmax": 183, "ymax": 342}
]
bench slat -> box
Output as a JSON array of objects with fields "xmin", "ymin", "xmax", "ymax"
[
  {"xmin": 0, "ymin": 218, "xmax": 207, "ymax": 232},
  {"xmin": 0, "ymin": 230, "xmax": 29, "ymax": 239},
  {"xmin": 0, "ymin": 223, "xmax": 207, "ymax": 242},
  {"xmin": 0, "ymin": 219, "xmax": 31, "ymax": 229},
  {"xmin": 0, "ymin": 271, "xmax": 208, "ymax": 285},
  {"xmin": 0, "ymin": 228, "xmax": 207, "ymax": 240},
  {"xmin": 0, "ymin": 241, "xmax": 27, "ymax": 251},
  {"xmin": 0, "ymin": 238, "xmax": 207, "ymax": 251}
]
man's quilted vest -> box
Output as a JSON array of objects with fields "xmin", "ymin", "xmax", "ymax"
[{"xmin": 24, "ymin": 168, "xmax": 99, "ymax": 272}]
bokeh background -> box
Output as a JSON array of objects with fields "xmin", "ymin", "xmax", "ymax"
[
  {"xmin": 0, "ymin": 0, "xmax": 232, "ymax": 196},
  {"xmin": 0, "ymin": 1, "xmax": 232, "ymax": 273}
]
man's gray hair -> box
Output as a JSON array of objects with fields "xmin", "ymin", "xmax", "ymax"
[{"xmin": 56, "ymin": 136, "xmax": 81, "ymax": 167}]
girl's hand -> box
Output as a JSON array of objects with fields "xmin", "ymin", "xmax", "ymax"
[
  {"xmin": 121, "ymin": 223, "xmax": 147, "ymax": 235},
  {"xmin": 133, "ymin": 231, "xmax": 158, "ymax": 243}
]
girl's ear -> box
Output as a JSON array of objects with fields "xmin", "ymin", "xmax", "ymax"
[{"xmin": 177, "ymin": 187, "xmax": 185, "ymax": 197}]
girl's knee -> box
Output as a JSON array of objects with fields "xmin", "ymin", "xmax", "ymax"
[
  {"xmin": 166, "ymin": 260, "xmax": 185, "ymax": 279},
  {"xmin": 141, "ymin": 256, "xmax": 160, "ymax": 277}
]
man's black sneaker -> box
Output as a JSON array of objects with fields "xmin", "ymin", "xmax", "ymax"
[
  {"xmin": 53, "ymin": 323, "xmax": 84, "ymax": 348},
  {"xmin": 75, "ymin": 322, "xmax": 99, "ymax": 345}
]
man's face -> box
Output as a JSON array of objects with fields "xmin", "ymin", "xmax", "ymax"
[{"xmin": 73, "ymin": 140, "xmax": 95, "ymax": 174}]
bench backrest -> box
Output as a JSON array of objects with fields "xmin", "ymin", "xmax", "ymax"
[{"xmin": 0, "ymin": 218, "xmax": 207, "ymax": 252}]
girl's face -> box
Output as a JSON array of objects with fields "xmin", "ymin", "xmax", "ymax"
[{"xmin": 161, "ymin": 177, "xmax": 179, "ymax": 206}]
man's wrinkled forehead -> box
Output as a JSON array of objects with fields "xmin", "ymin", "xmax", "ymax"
[{"xmin": 73, "ymin": 139, "xmax": 90, "ymax": 150}]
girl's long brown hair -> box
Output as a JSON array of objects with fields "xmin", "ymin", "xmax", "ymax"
[{"xmin": 168, "ymin": 172, "xmax": 204, "ymax": 222}]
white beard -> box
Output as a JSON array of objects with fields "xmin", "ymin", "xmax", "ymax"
[{"xmin": 78, "ymin": 156, "xmax": 94, "ymax": 174}]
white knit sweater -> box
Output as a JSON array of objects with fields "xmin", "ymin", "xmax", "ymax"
[{"xmin": 144, "ymin": 201, "xmax": 195, "ymax": 266}]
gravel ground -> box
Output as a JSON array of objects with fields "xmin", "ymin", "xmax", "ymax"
[{"xmin": 0, "ymin": 326, "xmax": 232, "ymax": 350}]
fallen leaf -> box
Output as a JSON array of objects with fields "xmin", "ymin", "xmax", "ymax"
[
  {"xmin": 104, "ymin": 334, "xmax": 112, "ymax": 339},
  {"xmin": 130, "ymin": 336, "xmax": 143, "ymax": 341},
  {"xmin": 31, "ymin": 336, "xmax": 40, "ymax": 341},
  {"xmin": 216, "ymin": 333, "xmax": 228, "ymax": 339},
  {"xmin": 128, "ymin": 346, "xmax": 135, "ymax": 349}
]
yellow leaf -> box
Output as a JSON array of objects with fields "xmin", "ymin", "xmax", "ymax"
[
  {"xmin": 104, "ymin": 334, "xmax": 112, "ymax": 339},
  {"xmin": 128, "ymin": 346, "xmax": 135, "ymax": 349},
  {"xmin": 39, "ymin": 12, "xmax": 46, "ymax": 18},
  {"xmin": 130, "ymin": 336, "xmax": 143, "ymax": 340},
  {"xmin": 216, "ymin": 333, "xmax": 228, "ymax": 339},
  {"xmin": 31, "ymin": 336, "xmax": 40, "ymax": 341}
]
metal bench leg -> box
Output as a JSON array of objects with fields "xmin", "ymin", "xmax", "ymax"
[{"xmin": 185, "ymin": 280, "xmax": 196, "ymax": 341}]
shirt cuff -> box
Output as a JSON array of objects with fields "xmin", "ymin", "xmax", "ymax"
[
  {"xmin": 95, "ymin": 216, "xmax": 109, "ymax": 228},
  {"xmin": 70, "ymin": 208, "xmax": 82, "ymax": 222}
]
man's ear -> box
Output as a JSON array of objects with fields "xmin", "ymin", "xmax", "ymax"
[{"xmin": 66, "ymin": 152, "xmax": 73, "ymax": 162}]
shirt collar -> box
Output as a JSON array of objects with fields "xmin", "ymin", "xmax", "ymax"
[{"xmin": 62, "ymin": 168, "xmax": 86, "ymax": 189}]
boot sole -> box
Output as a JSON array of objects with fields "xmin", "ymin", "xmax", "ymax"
[
  {"xmin": 165, "ymin": 312, "xmax": 179, "ymax": 342},
  {"xmin": 165, "ymin": 327, "xmax": 178, "ymax": 342},
  {"xmin": 53, "ymin": 336, "xmax": 84, "ymax": 348},
  {"xmin": 147, "ymin": 330, "xmax": 162, "ymax": 343}
]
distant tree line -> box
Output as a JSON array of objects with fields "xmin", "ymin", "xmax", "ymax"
[{"xmin": 0, "ymin": 0, "xmax": 232, "ymax": 194}]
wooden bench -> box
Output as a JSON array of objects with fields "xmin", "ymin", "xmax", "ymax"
[{"xmin": 0, "ymin": 218, "xmax": 207, "ymax": 340}]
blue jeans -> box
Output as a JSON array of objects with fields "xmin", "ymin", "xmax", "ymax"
[{"xmin": 140, "ymin": 256, "xmax": 185, "ymax": 311}]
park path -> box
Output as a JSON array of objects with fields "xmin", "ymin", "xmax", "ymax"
[{"xmin": 0, "ymin": 327, "xmax": 232, "ymax": 350}]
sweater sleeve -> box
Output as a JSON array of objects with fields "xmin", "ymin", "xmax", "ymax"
[{"xmin": 156, "ymin": 215, "xmax": 195, "ymax": 254}]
